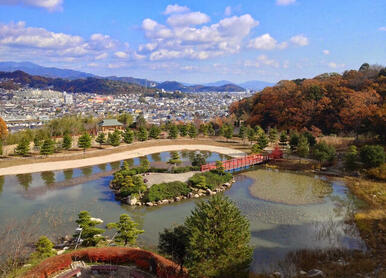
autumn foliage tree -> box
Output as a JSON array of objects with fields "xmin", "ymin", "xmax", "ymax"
[
  {"xmin": 230, "ymin": 64, "xmax": 385, "ymax": 138},
  {"xmin": 0, "ymin": 117, "xmax": 7, "ymax": 140}
]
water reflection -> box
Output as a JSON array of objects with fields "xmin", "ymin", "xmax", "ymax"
[
  {"xmin": 110, "ymin": 161, "xmax": 121, "ymax": 170},
  {"xmin": 81, "ymin": 166, "xmax": 93, "ymax": 177},
  {"xmin": 0, "ymin": 176, "xmax": 3, "ymax": 195},
  {"xmin": 97, "ymin": 163, "xmax": 106, "ymax": 172},
  {"xmin": 63, "ymin": 169, "xmax": 74, "ymax": 180},
  {"xmin": 150, "ymin": 153, "xmax": 161, "ymax": 162},
  {"xmin": 41, "ymin": 171, "xmax": 55, "ymax": 186},
  {"xmin": 16, "ymin": 173, "xmax": 32, "ymax": 190}
]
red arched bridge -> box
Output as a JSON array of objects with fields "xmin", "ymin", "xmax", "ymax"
[{"xmin": 201, "ymin": 147, "xmax": 283, "ymax": 172}]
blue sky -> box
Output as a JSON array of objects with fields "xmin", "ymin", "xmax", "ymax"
[{"xmin": 0, "ymin": 0, "xmax": 384, "ymax": 83}]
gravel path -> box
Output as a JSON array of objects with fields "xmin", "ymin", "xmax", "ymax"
[{"xmin": 0, "ymin": 144, "xmax": 245, "ymax": 175}]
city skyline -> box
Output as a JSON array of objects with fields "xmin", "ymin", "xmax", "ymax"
[{"xmin": 0, "ymin": 0, "xmax": 385, "ymax": 83}]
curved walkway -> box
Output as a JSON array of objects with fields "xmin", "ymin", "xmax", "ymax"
[{"xmin": 0, "ymin": 144, "xmax": 246, "ymax": 176}]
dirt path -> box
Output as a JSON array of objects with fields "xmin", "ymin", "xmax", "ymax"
[{"xmin": 0, "ymin": 143, "xmax": 246, "ymax": 176}]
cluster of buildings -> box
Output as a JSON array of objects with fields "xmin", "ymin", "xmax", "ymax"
[{"xmin": 0, "ymin": 87, "xmax": 251, "ymax": 132}]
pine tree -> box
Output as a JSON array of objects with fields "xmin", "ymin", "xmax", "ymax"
[
  {"xmin": 137, "ymin": 127, "xmax": 148, "ymax": 141},
  {"xmin": 62, "ymin": 133, "xmax": 72, "ymax": 150},
  {"xmin": 74, "ymin": 211, "xmax": 105, "ymax": 246},
  {"xmin": 251, "ymin": 143, "xmax": 261, "ymax": 153},
  {"xmin": 30, "ymin": 236, "xmax": 56, "ymax": 260},
  {"xmin": 289, "ymin": 132, "xmax": 300, "ymax": 152},
  {"xmin": 185, "ymin": 195, "xmax": 252, "ymax": 278},
  {"xmin": 169, "ymin": 124, "xmax": 179, "ymax": 139},
  {"xmin": 279, "ymin": 131, "xmax": 288, "ymax": 146},
  {"xmin": 345, "ymin": 145, "xmax": 358, "ymax": 171},
  {"xmin": 296, "ymin": 135, "xmax": 310, "ymax": 161},
  {"xmin": 149, "ymin": 125, "xmax": 161, "ymax": 139},
  {"xmin": 15, "ymin": 137, "xmax": 30, "ymax": 156},
  {"xmin": 247, "ymin": 127, "xmax": 255, "ymax": 144},
  {"xmin": 179, "ymin": 124, "xmax": 188, "ymax": 137},
  {"xmin": 188, "ymin": 124, "xmax": 198, "ymax": 139},
  {"xmin": 107, "ymin": 214, "xmax": 143, "ymax": 246},
  {"xmin": 168, "ymin": 151, "xmax": 181, "ymax": 166},
  {"xmin": 239, "ymin": 125, "xmax": 247, "ymax": 143},
  {"xmin": 77, "ymin": 133, "xmax": 92, "ymax": 152},
  {"xmin": 224, "ymin": 124, "xmax": 233, "ymax": 141},
  {"xmin": 140, "ymin": 156, "xmax": 150, "ymax": 172},
  {"xmin": 40, "ymin": 138, "xmax": 55, "ymax": 156},
  {"xmin": 268, "ymin": 128, "xmax": 278, "ymax": 143},
  {"xmin": 257, "ymin": 132, "xmax": 269, "ymax": 150},
  {"xmin": 108, "ymin": 130, "xmax": 121, "ymax": 146},
  {"xmin": 122, "ymin": 128, "xmax": 134, "ymax": 144},
  {"xmin": 95, "ymin": 132, "xmax": 106, "ymax": 147}
]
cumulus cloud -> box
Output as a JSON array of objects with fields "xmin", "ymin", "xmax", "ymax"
[
  {"xmin": 322, "ymin": 49, "xmax": 330, "ymax": 55},
  {"xmin": 139, "ymin": 11, "xmax": 259, "ymax": 61},
  {"xmin": 163, "ymin": 4, "xmax": 190, "ymax": 15},
  {"xmin": 0, "ymin": 0, "xmax": 63, "ymax": 11},
  {"xmin": 248, "ymin": 33, "xmax": 288, "ymax": 50},
  {"xmin": 244, "ymin": 55, "xmax": 279, "ymax": 68},
  {"xmin": 290, "ymin": 34, "xmax": 309, "ymax": 46},
  {"xmin": 276, "ymin": 0, "xmax": 296, "ymax": 6},
  {"xmin": 167, "ymin": 12, "xmax": 210, "ymax": 27},
  {"xmin": 0, "ymin": 21, "xmax": 131, "ymax": 64}
]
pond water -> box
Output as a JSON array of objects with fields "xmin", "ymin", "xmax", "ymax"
[{"xmin": 0, "ymin": 151, "xmax": 365, "ymax": 274}]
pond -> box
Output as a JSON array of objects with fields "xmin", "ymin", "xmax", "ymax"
[{"xmin": 0, "ymin": 151, "xmax": 365, "ymax": 274}]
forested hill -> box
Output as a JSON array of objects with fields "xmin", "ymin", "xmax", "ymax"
[
  {"xmin": 230, "ymin": 64, "xmax": 386, "ymax": 137},
  {"xmin": 0, "ymin": 70, "xmax": 156, "ymax": 95}
]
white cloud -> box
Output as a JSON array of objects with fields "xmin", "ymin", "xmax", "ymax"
[
  {"xmin": 167, "ymin": 12, "xmax": 210, "ymax": 27},
  {"xmin": 248, "ymin": 34, "xmax": 289, "ymax": 50},
  {"xmin": 290, "ymin": 34, "xmax": 309, "ymax": 46},
  {"xmin": 114, "ymin": 51, "xmax": 128, "ymax": 58},
  {"xmin": 378, "ymin": 26, "xmax": 386, "ymax": 31},
  {"xmin": 0, "ymin": 0, "xmax": 63, "ymax": 11},
  {"xmin": 244, "ymin": 55, "xmax": 279, "ymax": 68},
  {"xmin": 140, "ymin": 12, "xmax": 259, "ymax": 60},
  {"xmin": 163, "ymin": 4, "xmax": 190, "ymax": 15},
  {"xmin": 322, "ymin": 49, "xmax": 330, "ymax": 55},
  {"xmin": 276, "ymin": 0, "xmax": 296, "ymax": 6},
  {"xmin": 95, "ymin": 52, "xmax": 108, "ymax": 60},
  {"xmin": 224, "ymin": 6, "xmax": 232, "ymax": 16},
  {"xmin": 328, "ymin": 61, "xmax": 344, "ymax": 69}
]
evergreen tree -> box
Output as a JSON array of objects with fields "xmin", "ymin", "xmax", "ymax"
[
  {"xmin": 74, "ymin": 211, "xmax": 105, "ymax": 246},
  {"xmin": 239, "ymin": 125, "xmax": 247, "ymax": 143},
  {"xmin": 78, "ymin": 133, "xmax": 92, "ymax": 152},
  {"xmin": 179, "ymin": 124, "xmax": 188, "ymax": 137},
  {"xmin": 215, "ymin": 160, "xmax": 225, "ymax": 174},
  {"xmin": 289, "ymin": 132, "xmax": 300, "ymax": 152},
  {"xmin": 254, "ymin": 126, "xmax": 264, "ymax": 137},
  {"xmin": 191, "ymin": 153, "xmax": 206, "ymax": 167},
  {"xmin": 95, "ymin": 132, "xmax": 106, "ymax": 147},
  {"xmin": 159, "ymin": 225, "xmax": 189, "ymax": 272},
  {"xmin": 149, "ymin": 125, "xmax": 161, "ymax": 139},
  {"xmin": 135, "ymin": 114, "xmax": 147, "ymax": 129},
  {"xmin": 132, "ymin": 175, "xmax": 147, "ymax": 195},
  {"xmin": 345, "ymin": 145, "xmax": 358, "ymax": 171},
  {"xmin": 168, "ymin": 124, "xmax": 179, "ymax": 139},
  {"xmin": 223, "ymin": 124, "xmax": 233, "ymax": 141},
  {"xmin": 40, "ymin": 138, "xmax": 55, "ymax": 156},
  {"xmin": 122, "ymin": 128, "xmax": 134, "ymax": 144},
  {"xmin": 199, "ymin": 124, "xmax": 208, "ymax": 136},
  {"xmin": 0, "ymin": 141, "xmax": 3, "ymax": 156},
  {"xmin": 207, "ymin": 123, "xmax": 215, "ymax": 136},
  {"xmin": 33, "ymin": 136, "xmax": 43, "ymax": 150},
  {"xmin": 312, "ymin": 142, "xmax": 336, "ymax": 164},
  {"xmin": 247, "ymin": 127, "xmax": 255, "ymax": 144},
  {"xmin": 360, "ymin": 145, "xmax": 385, "ymax": 168},
  {"xmin": 184, "ymin": 195, "xmax": 252, "ymax": 278},
  {"xmin": 296, "ymin": 135, "xmax": 310, "ymax": 161},
  {"xmin": 168, "ymin": 151, "xmax": 181, "ymax": 166},
  {"xmin": 196, "ymin": 175, "xmax": 207, "ymax": 189},
  {"xmin": 30, "ymin": 236, "xmax": 56, "ymax": 260},
  {"xmin": 257, "ymin": 132, "xmax": 269, "ymax": 150},
  {"xmin": 140, "ymin": 156, "xmax": 150, "ymax": 172},
  {"xmin": 137, "ymin": 127, "xmax": 148, "ymax": 141},
  {"xmin": 62, "ymin": 133, "xmax": 72, "ymax": 150},
  {"xmin": 217, "ymin": 125, "xmax": 225, "ymax": 137},
  {"xmin": 108, "ymin": 129, "xmax": 121, "ymax": 146},
  {"xmin": 107, "ymin": 214, "xmax": 144, "ymax": 246},
  {"xmin": 15, "ymin": 137, "xmax": 30, "ymax": 156},
  {"xmin": 279, "ymin": 131, "xmax": 288, "ymax": 146},
  {"xmin": 303, "ymin": 131, "xmax": 316, "ymax": 147},
  {"xmin": 268, "ymin": 128, "xmax": 278, "ymax": 143},
  {"xmin": 117, "ymin": 113, "xmax": 133, "ymax": 128},
  {"xmin": 251, "ymin": 143, "xmax": 261, "ymax": 154},
  {"xmin": 188, "ymin": 124, "xmax": 198, "ymax": 139}
]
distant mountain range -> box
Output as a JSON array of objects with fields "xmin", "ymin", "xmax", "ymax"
[{"xmin": 0, "ymin": 61, "xmax": 275, "ymax": 92}]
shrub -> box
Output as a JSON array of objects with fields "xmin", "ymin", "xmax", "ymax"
[
  {"xmin": 360, "ymin": 145, "xmax": 385, "ymax": 168},
  {"xmin": 312, "ymin": 141, "xmax": 336, "ymax": 163},
  {"xmin": 189, "ymin": 171, "xmax": 232, "ymax": 190},
  {"xmin": 367, "ymin": 163, "xmax": 386, "ymax": 181},
  {"xmin": 145, "ymin": 181, "xmax": 192, "ymax": 202}
]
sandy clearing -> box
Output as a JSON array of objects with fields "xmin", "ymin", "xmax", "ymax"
[
  {"xmin": 143, "ymin": 172, "xmax": 199, "ymax": 187},
  {"xmin": 0, "ymin": 145, "xmax": 245, "ymax": 176}
]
